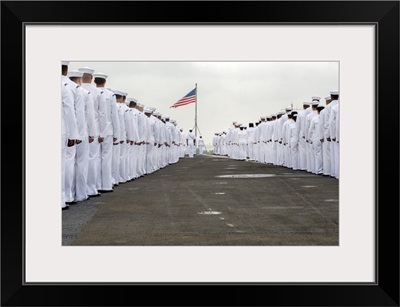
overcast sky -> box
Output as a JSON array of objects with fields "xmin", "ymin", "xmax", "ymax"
[{"xmin": 68, "ymin": 61, "xmax": 338, "ymax": 147}]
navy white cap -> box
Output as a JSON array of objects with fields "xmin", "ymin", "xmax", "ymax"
[
  {"xmin": 312, "ymin": 96, "xmax": 321, "ymax": 101},
  {"xmin": 61, "ymin": 61, "xmax": 70, "ymax": 66},
  {"xmin": 78, "ymin": 66, "xmax": 95, "ymax": 74},
  {"xmin": 67, "ymin": 70, "xmax": 83, "ymax": 78},
  {"xmin": 303, "ymin": 101, "xmax": 310, "ymax": 106},
  {"xmin": 330, "ymin": 90, "xmax": 339, "ymax": 95},
  {"xmin": 93, "ymin": 72, "xmax": 108, "ymax": 79},
  {"xmin": 127, "ymin": 98, "xmax": 137, "ymax": 103},
  {"xmin": 113, "ymin": 90, "xmax": 125, "ymax": 96}
]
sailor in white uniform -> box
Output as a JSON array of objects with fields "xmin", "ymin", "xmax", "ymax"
[
  {"xmin": 288, "ymin": 113, "xmax": 299, "ymax": 170},
  {"xmin": 246, "ymin": 123, "xmax": 256, "ymax": 160},
  {"xmin": 328, "ymin": 90, "xmax": 340, "ymax": 179},
  {"xmin": 186, "ymin": 129, "xmax": 196, "ymax": 158},
  {"xmin": 67, "ymin": 70, "xmax": 92, "ymax": 203},
  {"xmin": 319, "ymin": 96, "xmax": 332, "ymax": 176},
  {"xmin": 305, "ymin": 100, "xmax": 320, "ymax": 173},
  {"xmin": 237, "ymin": 126, "xmax": 247, "ymax": 160},
  {"xmin": 296, "ymin": 102, "xmax": 311, "ymax": 170},
  {"xmin": 309, "ymin": 106, "xmax": 325, "ymax": 174},
  {"xmin": 325, "ymin": 90, "xmax": 339, "ymax": 178},
  {"xmin": 144, "ymin": 107, "xmax": 157, "ymax": 173},
  {"xmin": 197, "ymin": 136, "xmax": 205, "ymax": 155},
  {"xmin": 93, "ymin": 72, "xmax": 117, "ymax": 193},
  {"xmin": 79, "ymin": 66, "xmax": 101, "ymax": 198},
  {"xmin": 61, "ymin": 61, "xmax": 79, "ymax": 210},
  {"xmin": 64, "ymin": 70, "xmax": 85, "ymax": 205}
]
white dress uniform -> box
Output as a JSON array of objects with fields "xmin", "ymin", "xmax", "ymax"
[
  {"xmin": 288, "ymin": 118, "xmax": 299, "ymax": 170},
  {"xmin": 93, "ymin": 75, "xmax": 116, "ymax": 192},
  {"xmin": 271, "ymin": 119, "xmax": 279, "ymax": 165},
  {"xmin": 165, "ymin": 120, "xmax": 175, "ymax": 163},
  {"xmin": 80, "ymin": 70, "xmax": 101, "ymax": 197},
  {"xmin": 179, "ymin": 130, "xmax": 186, "ymax": 158},
  {"xmin": 309, "ymin": 113, "xmax": 323, "ymax": 174},
  {"xmin": 173, "ymin": 124, "xmax": 181, "ymax": 163},
  {"xmin": 74, "ymin": 84, "xmax": 95, "ymax": 202},
  {"xmin": 282, "ymin": 113, "xmax": 293, "ymax": 167},
  {"xmin": 127, "ymin": 102, "xmax": 139, "ymax": 179},
  {"xmin": 335, "ymin": 103, "xmax": 340, "ymax": 179},
  {"xmin": 136, "ymin": 106, "xmax": 147, "ymax": 177},
  {"xmin": 253, "ymin": 124, "xmax": 260, "ymax": 162},
  {"xmin": 329, "ymin": 101, "xmax": 339, "ymax": 179},
  {"xmin": 237, "ymin": 129, "xmax": 247, "ymax": 160},
  {"xmin": 221, "ymin": 133, "xmax": 227, "ymax": 156},
  {"xmin": 108, "ymin": 92, "xmax": 120, "ymax": 186},
  {"xmin": 258, "ymin": 120, "xmax": 268, "ymax": 163},
  {"xmin": 326, "ymin": 97, "xmax": 339, "ymax": 177},
  {"xmin": 272, "ymin": 114, "xmax": 283, "ymax": 165},
  {"xmin": 64, "ymin": 75, "xmax": 85, "ymax": 203},
  {"xmin": 246, "ymin": 126, "xmax": 255, "ymax": 160},
  {"xmin": 145, "ymin": 110, "xmax": 157, "ymax": 173},
  {"xmin": 212, "ymin": 134, "xmax": 218, "ymax": 155},
  {"xmin": 277, "ymin": 111, "xmax": 290, "ymax": 166},
  {"xmin": 266, "ymin": 118, "xmax": 274, "ymax": 163},
  {"xmin": 283, "ymin": 118, "xmax": 293, "ymax": 168},
  {"xmin": 153, "ymin": 116, "xmax": 163, "ymax": 169},
  {"xmin": 297, "ymin": 104, "xmax": 311, "ymax": 170},
  {"xmin": 115, "ymin": 98, "xmax": 128, "ymax": 183},
  {"xmin": 197, "ymin": 137, "xmax": 205, "ymax": 155},
  {"xmin": 323, "ymin": 96, "xmax": 335, "ymax": 177},
  {"xmin": 159, "ymin": 119, "xmax": 168, "ymax": 168},
  {"xmin": 305, "ymin": 106, "xmax": 318, "ymax": 173},
  {"xmin": 186, "ymin": 131, "xmax": 196, "ymax": 157},
  {"xmin": 123, "ymin": 103, "xmax": 133, "ymax": 181},
  {"xmin": 319, "ymin": 103, "xmax": 331, "ymax": 176},
  {"xmin": 61, "ymin": 74, "xmax": 79, "ymax": 209}
]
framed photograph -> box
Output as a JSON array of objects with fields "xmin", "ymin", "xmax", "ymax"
[{"xmin": 2, "ymin": 1, "xmax": 398, "ymax": 306}]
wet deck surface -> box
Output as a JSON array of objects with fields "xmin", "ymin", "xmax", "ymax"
[{"xmin": 63, "ymin": 155, "xmax": 338, "ymax": 246}]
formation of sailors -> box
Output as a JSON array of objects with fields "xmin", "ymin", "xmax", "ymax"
[
  {"xmin": 212, "ymin": 91, "xmax": 340, "ymax": 179},
  {"xmin": 61, "ymin": 62, "xmax": 190, "ymax": 210}
]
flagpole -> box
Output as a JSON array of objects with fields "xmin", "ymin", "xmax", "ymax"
[{"xmin": 195, "ymin": 83, "xmax": 198, "ymax": 138}]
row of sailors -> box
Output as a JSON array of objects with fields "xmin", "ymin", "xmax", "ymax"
[
  {"xmin": 212, "ymin": 91, "xmax": 340, "ymax": 179},
  {"xmin": 61, "ymin": 63, "xmax": 190, "ymax": 210}
]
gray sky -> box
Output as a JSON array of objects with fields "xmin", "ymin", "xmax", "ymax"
[{"xmin": 69, "ymin": 61, "xmax": 338, "ymax": 147}]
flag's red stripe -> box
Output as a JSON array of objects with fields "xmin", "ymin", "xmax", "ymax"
[
  {"xmin": 172, "ymin": 102, "xmax": 194, "ymax": 107},
  {"xmin": 170, "ymin": 95, "xmax": 196, "ymax": 108},
  {"xmin": 175, "ymin": 96, "xmax": 196, "ymax": 104},
  {"xmin": 170, "ymin": 101, "xmax": 195, "ymax": 108}
]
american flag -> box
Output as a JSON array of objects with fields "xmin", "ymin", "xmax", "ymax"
[{"xmin": 170, "ymin": 88, "xmax": 197, "ymax": 108}]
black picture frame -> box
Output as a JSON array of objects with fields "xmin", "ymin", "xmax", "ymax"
[{"xmin": 2, "ymin": 1, "xmax": 399, "ymax": 306}]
